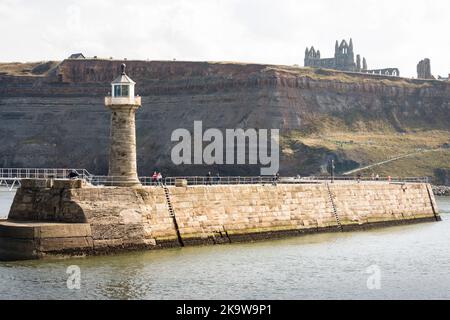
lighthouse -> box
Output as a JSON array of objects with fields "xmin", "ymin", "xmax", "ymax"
[{"xmin": 105, "ymin": 63, "xmax": 141, "ymax": 187}]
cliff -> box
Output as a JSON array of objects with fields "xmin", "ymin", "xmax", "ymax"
[{"xmin": 0, "ymin": 59, "xmax": 449, "ymax": 178}]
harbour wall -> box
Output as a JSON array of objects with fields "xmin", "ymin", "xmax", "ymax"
[{"xmin": 0, "ymin": 180, "xmax": 440, "ymax": 260}]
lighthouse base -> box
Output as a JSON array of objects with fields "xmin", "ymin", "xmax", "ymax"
[{"xmin": 105, "ymin": 176, "xmax": 142, "ymax": 187}]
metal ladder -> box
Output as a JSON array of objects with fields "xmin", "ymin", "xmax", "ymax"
[
  {"xmin": 326, "ymin": 183, "xmax": 343, "ymax": 231},
  {"xmin": 425, "ymin": 184, "xmax": 440, "ymax": 221},
  {"xmin": 162, "ymin": 185, "xmax": 184, "ymax": 246}
]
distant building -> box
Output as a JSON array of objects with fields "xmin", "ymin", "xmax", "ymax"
[
  {"xmin": 305, "ymin": 39, "xmax": 360, "ymax": 72},
  {"xmin": 68, "ymin": 53, "xmax": 85, "ymax": 59},
  {"xmin": 304, "ymin": 38, "xmax": 400, "ymax": 76},
  {"xmin": 417, "ymin": 58, "xmax": 435, "ymax": 80}
]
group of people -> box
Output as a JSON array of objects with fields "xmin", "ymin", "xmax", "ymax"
[
  {"xmin": 206, "ymin": 172, "xmax": 221, "ymax": 185},
  {"xmin": 356, "ymin": 173, "xmax": 379, "ymax": 183},
  {"xmin": 370, "ymin": 173, "xmax": 381, "ymax": 181},
  {"xmin": 151, "ymin": 171, "xmax": 164, "ymax": 185},
  {"xmin": 356, "ymin": 173, "xmax": 391, "ymax": 183}
]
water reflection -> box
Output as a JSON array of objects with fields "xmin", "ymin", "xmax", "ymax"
[{"xmin": 0, "ymin": 196, "xmax": 449, "ymax": 299}]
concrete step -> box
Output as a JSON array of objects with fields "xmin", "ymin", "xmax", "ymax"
[{"xmin": 0, "ymin": 220, "xmax": 93, "ymax": 261}]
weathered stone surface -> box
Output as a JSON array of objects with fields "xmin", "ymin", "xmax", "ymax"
[
  {"xmin": 175, "ymin": 179, "xmax": 188, "ymax": 187},
  {"xmin": 0, "ymin": 238, "xmax": 38, "ymax": 260},
  {"xmin": 8, "ymin": 187, "xmax": 87, "ymax": 222},
  {"xmin": 0, "ymin": 221, "xmax": 93, "ymax": 260},
  {"xmin": 38, "ymin": 237, "xmax": 93, "ymax": 252},
  {"xmin": 21, "ymin": 179, "xmax": 53, "ymax": 189},
  {"xmin": 106, "ymin": 104, "xmax": 141, "ymax": 187},
  {"xmin": 0, "ymin": 181, "xmax": 440, "ymax": 260},
  {"xmin": 0, "ymin": 222, "xmax": 36, "ymax": 239},
  {"xmin": 52, "ymin": 179, "xmax": 86, "ymax": 189}
]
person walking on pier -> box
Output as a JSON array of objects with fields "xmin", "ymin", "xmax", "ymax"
[
  {"xmin": 157, "ymin": 172, "xmax": 163, "ymax": 186},
  {"xmin": 272, "ymin": 173, "xmax": 280, "ymax": 186},
  {"xmin": 206, "ymin": 171, "xmax": 212, "ymax": 185},
  {"xmin": 68, "ymin": 170, "xmax": 79, "ymax": 180},
  {"xmin": 151, "ymin": 171, "xmax": 158, "ymax": 185},
  {"xmin": 215, "ymin": 173, "xmax": 220, "ymax": 184}
]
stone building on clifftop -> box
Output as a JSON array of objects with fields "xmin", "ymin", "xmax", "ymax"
[
  {"xmin": 305, "ymin": 38, "xmax": 400, "ymax": 76},
  {"xmin": 68, "ymin": 53, "xmax": 85, "ymax": 59},
  {"xmin": 417, "ymin": 58, "xmax": 434, "ymax": 79}
]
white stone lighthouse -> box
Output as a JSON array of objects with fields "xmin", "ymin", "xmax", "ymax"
[{"xmin": 105, "ymin": 63, "xmax": 141, "ymax": 187}]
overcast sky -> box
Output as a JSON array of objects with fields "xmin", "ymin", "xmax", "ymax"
[{"xmin": 0, "ymin": 0, "xmax": 448, "ymax": 77}]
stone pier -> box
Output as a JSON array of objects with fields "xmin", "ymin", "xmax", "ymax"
[{"xmin": 0, "ymin": 180, "xmax": 440, "ymax": 260}]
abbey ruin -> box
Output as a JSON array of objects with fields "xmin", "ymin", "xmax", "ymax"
[
  {"xmin": 304, "ymin": 39, "xmax": 400, "ymax": 76},
  {"xmin": 417, "ymin": 58, "xmax": 433, "ymax": 79}
]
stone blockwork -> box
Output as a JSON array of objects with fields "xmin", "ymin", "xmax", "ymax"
[
  {"xmin": 168, "ymin": 184, "xmax": 338, "ymax": 243},
  {"xmin": 106, "ymin": 104, "xmax": 141, "ymax": 187},
  {"xmin": 0, "ymin": 221, "xmax": 92, "ymax": 260},
  {"xmin": 0, "ymin": 180, "xmax": 440, "ymax": 260},
  {"xmin": 328, "ymin": 183, "xmax": 439, "ymax": 226}
]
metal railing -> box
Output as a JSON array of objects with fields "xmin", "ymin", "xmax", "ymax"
[
  {"xmin": 0, "ymin": 179, "xmax": 20, "ymax": 191},
  {"xmin": 0, "ymin": 168, "xmax": 429, "ymax": 188},
  {"xmin": 303, "ymin": 175, "xmax": 429, "ymax": 184},
  {"xmin": 87, "ymin": 176, "xmax": 280, "ymax": 186},
  {"xmin": 151, "ymin": 175, "xmax": 428, "ymax": 186},
  {"xmin": 0, "ymin": 168, "xmax": 92, "ymax": 181},
  {"xmin": 104, "ymin": 96, "xmax": 141, "ymax": 106},
  {"xmin": 160, "ymin": 176, "xmax": 280, "ymax": 186}
]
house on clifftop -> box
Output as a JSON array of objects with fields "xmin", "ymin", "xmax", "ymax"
[{"xmin": 68, "ymin": 53, "xmax": 85, "ymax": 59}]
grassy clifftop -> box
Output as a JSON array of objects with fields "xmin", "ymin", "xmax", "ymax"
[
  {"xmin": 267, "ymin": 65, "xmax": 440, "ymax": 88},
  {"xmin": 0, "ymin": 59, "xmax": 444, "ymax": 87},
  {"xmin": 0, "ymin": 61, "xmax": 59, "ymax": 76}
]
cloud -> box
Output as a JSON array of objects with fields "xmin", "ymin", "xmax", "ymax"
[{"xmin": 0, "ymin": 0, "xmax": 448, "ymax": 77}]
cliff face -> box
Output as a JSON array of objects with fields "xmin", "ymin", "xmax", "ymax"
[{"xmin": 0, "ymin": 59, "xmax": 449, "ymax": 176}]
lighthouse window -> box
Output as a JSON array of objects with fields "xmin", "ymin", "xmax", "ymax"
[{"xmin": 113, "ymin": 85, "xmax": 130, "ymax": 97}]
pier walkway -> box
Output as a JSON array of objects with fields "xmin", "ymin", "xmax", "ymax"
[{"xmin": 0, "ymin": 168, "xmax": 429, "ymax": 190}]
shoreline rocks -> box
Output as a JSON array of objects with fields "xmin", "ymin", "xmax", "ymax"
[{"xmin": 432, "ymin": 185, "xmax": 450, "ymax": 196}]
